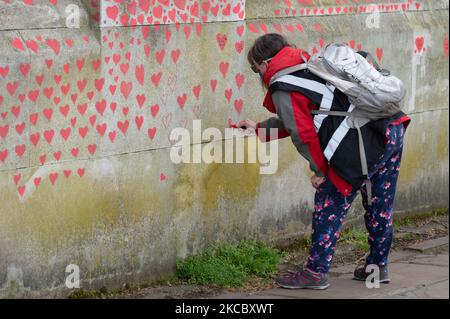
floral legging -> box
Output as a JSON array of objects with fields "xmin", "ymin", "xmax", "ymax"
[{"xmin": 306, "ymin": 124, "xmax": 405, "ymax": 273}]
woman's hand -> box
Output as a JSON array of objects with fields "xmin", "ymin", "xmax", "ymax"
[
  {"xmin": 311, "ymin": 174, "xmax": 326, "ymax": 189},
  {"xmin": 237, "ymin": 119, "xmax": 257, "ymax": 132}
]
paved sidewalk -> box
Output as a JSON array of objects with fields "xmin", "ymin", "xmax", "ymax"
[{"xmin": 213, "ymin": 239, "xmax": 449, "ymax": 299}]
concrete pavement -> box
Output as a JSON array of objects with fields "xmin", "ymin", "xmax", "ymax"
[{"xmin": 213, "ymin": 238, "xmax": 449, "ymax": 299}]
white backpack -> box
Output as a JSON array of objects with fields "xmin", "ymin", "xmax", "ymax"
[{"xmin": 307, "ymin": 42, "xmax": 406, "ymax": 121}]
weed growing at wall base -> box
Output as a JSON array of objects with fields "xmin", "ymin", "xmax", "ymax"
[{"xmin": 175, "ymin": 240, "xmax": 281, "ymax": 287}]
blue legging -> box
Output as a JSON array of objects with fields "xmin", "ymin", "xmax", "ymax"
[{"xmin": 306, "ymin": 124, "xmax": 405, "ymax": 273}]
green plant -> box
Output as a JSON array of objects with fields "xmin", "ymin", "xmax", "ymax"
[
  {"xmin": 175, "ymin": 240, "xmax": 281, "ymax": 287},
  {"xmin": 339, "ymin": 227, "xmax": 369, "ymax": 251}
]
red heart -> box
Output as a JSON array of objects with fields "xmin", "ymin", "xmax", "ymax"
[
  {"xmin": 20, "ymin": 63, "xmax": 30, "ymax": 78},
  {"xmin": 117, "ymin": 120, "xmax": 129, "ymax": 135},
  {"xmin": 135, "ymin": 65, "xmax": 145, "ymax": 85},
  {"xmin": 235, "ymin": 41, "xmax": 243, "ymax": 53},
  {"xmin": 234, "ymin": 99, "xmax": 243, "ymax": 115},
  {"xmin": 108, "ymin": 131, "xmax": 116, "ymax": 142},
  {"xmin": 150, "ymin": 104, "xmax": 160, "ymax": 118},
  {"xmin": 49, "ymin": 172, "xmax": 58, "ymax": 185},
  {"xmin": 171, "ymin": 49, "xmax": 181, "ymax": 64},
  {"xmin": 71, "ymin": 147, "xmax": 79, "ymax": 157},
  {"xmin": 210, "ymin": 79, "xmax": 217, "ymax": 92},
  {"xmin": 18, "ymin": 185, "xmax": 26, "ymax": 197},
  {"xmin": 26, "ymin": 40, "xmax": 39, "ymax": 53},
  {"xmin": 96, "ymin": 123, "xmax": 107, "ymax": 136},
  {"xmin": 0, "ymin": 124, "xmax": 9, "ymax": 138},
  {"xmin": 216, "ymin": 33, "xmax": 228, "ymax": 51},
  {"xmin": 236, "ymin": 25, "xmax": 244, "ymax": 37},
  {"xmin": 235, "ymin": 73, "xmax": 245, "ymax": 90},
  {"xmin": 376, "ymin": 48, "xmax": 383, "ymax": 61},
  {"xmin": 120, "ymin": 63, "xmax": 130, "ymax": 75},
  {"xmin": 87, "ymin": 144, "xmax": 97, "ymax": 155},
  {"xmin": 0, "ymin": 66, "xmax": 9, "ymax": 78},
  {"xmin": 78, "ymin": 126, "xmax": 89, "ymax": 139},
  {"xmin": 60, "ymin": 127, "xmax": 71, "ymax": 141},
  {"xmin": 53, "ymin": 151, "xmax": 61, "ymax": 160},
  {"xmin": 89, "ymin": 115, "xmax": 96, "ymax": 127},
  {"xmin": 6, "ymin": 82, "xmax": 19, "ymax": 96},
  {"xmin": 15, "ymin": 122, "xmax": 26, "ymax": 135},
  {"xmin": 13, "ymin": 174, "xmax": 22, "ymax": 185},
  {"xmin": 106, "ymin": 6, "xmax": 119, "ymax": 21},
  {"xmin": 120, "ymin": 81, "xmax": 133, "ymax": 100},
  {"xmin": 95, "ymin": 99, "xmax": 106, "ymax": 115},
  {"xmin": 77, "ymin": 168, "xmax": 85, "ymax": 177},
  {"xmin": 219, "ymin": 61, "xmax": 229, "ymax": 78},
  {"xmin": 148, "ymin": 127, "xmax": 157, "ymax": 140},
  {"xmin": 174, "ymin": 0, "xmax": 186, "ymax": 10},
  {"xmin": 45, "ymin": 38, "xmax": 61, "ymax": 55},
  {"xmin": 177, "ymin": 94, "xmax": 187, "ymax": 109},
  {"xmin": 415, "ymin": 36, "xmax": 425, "ymax": 52},
  {"xmin": 43, "ymin": 108, "xmax": 53, "ymax": 121},
  {"xmin": 15, "ymin": 144, "xmax": 26, "ymax": 158},
  {"xmin": 0, "ymin": 149, "xmax": 8, "ymax": 162},
  {"xmin": 151, "ymin": 72, "xmax": 162, "ymax": 87},
  {"xmin": 95, "ymin": 78, "xmax": 105, "ymax": 91},
  {"xmin": 11, "ymin": 38, "xmax": 25, "ymax": 51},
  {"xmin": 11, "ymin": 106, "xmax": 21, "ymax": 118},
  {"xmin": 77, "ymin": 103, "xmax": 87, "ymax": 116},
  {"xmin": 193, "ymin": 84, "xmax": 201, "ymax": 100},
  {"xmin": 30, "ymin": 113, "xmax": 39, "ymax": 126},
  {"xmin": 224, "ymin": 88, "xmax": 233, "ymax": 102},
  {"xmin": 34, "ymin": 177, "xmax": 41, "ymax": 188},
  {"xmin": 135, "ymin": 116, "xmax": 144, "ymax": 130},
  {"xmin": 155, "ymin": 49, "xmax": 165, "ymax": 64},
  {"xmin": 44, "ymin": 130, "xmax": 55, "ymax": 144}
]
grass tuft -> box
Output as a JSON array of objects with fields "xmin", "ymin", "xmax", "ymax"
[
  {"xmin": 339, "ymin": 227, "xmax": 369, "ymax": 251},
  {"xmin": 175, "ymin": 240, "xmax": 281, "ymax": 287}
]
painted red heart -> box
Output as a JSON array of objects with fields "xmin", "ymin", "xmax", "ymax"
[
  {"xmin": 87, "ymin": 144, "xmax": 97, "ymax": 155},
  {"xmin": 135, "ymin": 116, "xmax": 144, "ymax": 130},
  {"xmin": 415, "ymin": 36, "xmax": 425, "ymax": 52},
  {"xmin": 219, "ymin": 61, "xmax": 229, "ymax": 78},
  {"xmin": 177, "ymin": 94, "xmax": 187, "ymax": 110},
  {"xmin": 376, "ymin": 48, "xmax": 383, "ymax": 61},
  {"xmin": 216, "ymin": 33, "xmax": 228, "ymax": 51},
  {"xmin": 150, "ymin": 104, "xmax": 159, "ymax": 118},
  {"xmin": 117, "ymin": 120, "xmax": 129, "ymax": 135},
  {"xmin": 77, "ymin": 168, "xmax": 85, "ymax": 177},
  {"xmin": 234, "ymin": 99, "xmax": 243, "ymax": 115},
  {"xmin": 44, "ymin": 129, "xmax": 55, "ymax": 144},
  {"xmin": 49, "ymin": 172, "xmax": 58, "ymax": 186},
  {"xmin": 15, "ymin": 144, "xmax": 26, "ymax": 158},
  {"xmin": 78, "ymin": 126, "xmax": 89, "ymax": 139}
]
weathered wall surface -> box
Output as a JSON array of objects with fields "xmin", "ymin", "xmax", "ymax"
[{"xmin": 0, "ymin": 0, "xmax": 448, "ymax": 297}]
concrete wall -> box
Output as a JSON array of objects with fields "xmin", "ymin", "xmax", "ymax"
[{"xmin": 0, "ymin": 0, "xmax": 448, "ymax": 297}]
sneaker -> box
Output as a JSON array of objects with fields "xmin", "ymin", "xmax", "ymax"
[
  {"xmin": 275, "ymin": 267, "xmax": 330, "ymax": 290},
  {"xmin": 353, "ymin": 264, "xmax": 390, "ymax": 283}
]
